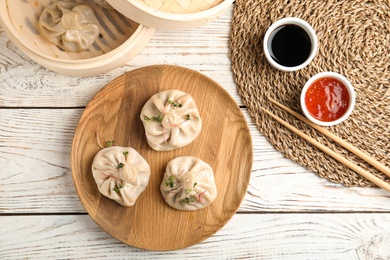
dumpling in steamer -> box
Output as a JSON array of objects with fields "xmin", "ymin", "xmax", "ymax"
[
  {"xmin": 39, "ymin": 1, "xmax": 100, "ymax": 52},
  {"xmin": 160, "ymin": 156, "xmax": 217, "ymax": 211},
  {"xmin": 92, "ymin": 146, "xmax": 150, "ymax": 206},
  {"xmin": 92, "ymin": 0, "xmax": 114, "ymax": 9},
  {"xmin": 140, "ymin": 90, "xmax": 202, "ymax": 151}
]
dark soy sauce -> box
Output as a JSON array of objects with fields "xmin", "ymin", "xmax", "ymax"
[{"xmin": 268, "ymin": 24, "xmax": 311, "ymax": 67}]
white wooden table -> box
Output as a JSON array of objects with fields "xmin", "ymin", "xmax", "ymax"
[{"xmin": 1, "ymin": 5, "xmax": 390, "ymax": 259}]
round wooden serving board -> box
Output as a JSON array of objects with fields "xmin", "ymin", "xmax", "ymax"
[{"xmin": 71, "ymin": 65, "xmax": 253, "ymax": 251}]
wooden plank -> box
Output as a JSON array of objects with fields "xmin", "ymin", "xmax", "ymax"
[
  {"xmin": 0, "ymin": 6, "xmax": 239, "ymax": 108},
  {"xmin": 0, "ymin": 109, "xmax": 83, "ymax": 212},
  {"xmin": 1, "ymin": 108, "xmax": 389, "ymax": 214},
  {"xmin": 1, "ymin": 214, "xmax": 390, "ymax": 259}
]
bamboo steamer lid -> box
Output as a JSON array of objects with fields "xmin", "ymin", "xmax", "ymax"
[
  {"xmin": 107, "ymin": 0, "xmax": 234, "ymax": 30},
  {"xmin": 0, "ymin": 0, "xmax": 233, "ymax": 76},
  {"xmin": 0, "ymin": 0, "xmax": 155, "ymax": 76}
]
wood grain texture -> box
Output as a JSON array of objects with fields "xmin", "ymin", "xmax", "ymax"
[
  {"xmin": 0, "ymin": 6, "xmax": 237, "ymax": 107},
  {"xmin": 70, "ymin": 65, "xmax": 253, "ymax": 250},
  {"xmin": 1, "ymin": 109, "xmax": 389, "ymax": 214},
  {"xmin": 0, "ymin": 109, "xmax": 83, "ymax": 212},
  {"xmin": 1, "ymin": 214, "xmax": 390, "ymax": 259},
  {"xmin": 2, "ymin": 2, "xmax": 390, "ymax": 256}
]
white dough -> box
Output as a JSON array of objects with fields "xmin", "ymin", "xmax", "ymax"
[
  {"xmin": 160, "ymin": 156, "xmax": 217, "ymax": 211},
  {"xmin": 140, "ymin": 90, "xmax": 202, "ymax": 151},
  {"xmin": 92, "ymin": 146, "xmax": 150, "ymax": 206},
  {"xmin": 39, "ymin": 1, "xmax": 100, "ymax": 51}
]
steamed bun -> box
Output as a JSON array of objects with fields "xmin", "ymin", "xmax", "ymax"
[
  {"xmin": 92, "ymin": 146, "xmax": 150, "ymax": 206},
  {"xmin": 140, "ymin": 90, "xmax": 202, "ymax": 151},
  {"xmin": 39, "ymin": 1, "xmax": 100, "ymax": 52},
  {"xmin": 160, "ymin": 156, "xmax": 217, "ymax": 211}
]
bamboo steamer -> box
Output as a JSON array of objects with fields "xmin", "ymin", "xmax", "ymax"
[
  {"xmin": 0, "ymin": 0, "xmax": 233, "ymax": 76},
  {"xmin": 0, "ymin": 0, "xmax": 155, "ymax": 76},
  {"xmin": 107, "ymin": 0, "xmax": 234, "ymax": 30}
]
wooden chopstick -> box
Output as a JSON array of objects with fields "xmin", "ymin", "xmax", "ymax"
[
  {"xmin": 261, "ymin": 107, "xmax": 390, "ymax": 193},
  {"xmin": 268, "ymin": 96, "xmax": 390, "ymax": 179}
]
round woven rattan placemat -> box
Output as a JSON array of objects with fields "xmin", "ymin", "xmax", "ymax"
[{"xmin": 229, "ymin": 0, "xmax": 389, "ymax": 187}]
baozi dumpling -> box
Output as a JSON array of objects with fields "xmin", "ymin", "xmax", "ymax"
[
  {"xmin": 160, "ymin": 156, "xmax": 217, "ymax": 211},
  {"xmin": 92, "ymin": 0, "xmax": 114, "ymax": 9},
  {"xmin": 39, "ymin": 1, "xmax": 100, "ymax": 52},
  {"xmin": 140, "ymin": 90, "xmax": 202, "ymax": 151},
  {"xmin": 92, "ymin": 146, "xmax": 150, "ymax": 206}
]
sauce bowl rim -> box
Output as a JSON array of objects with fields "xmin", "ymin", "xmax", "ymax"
[
  {"xmin": 300, "ymin": 71, "xmax": 356, "ymax": 126},
  {"xmin": 263, "ymin": 17, "xmax": 318, "ymax": 72}
]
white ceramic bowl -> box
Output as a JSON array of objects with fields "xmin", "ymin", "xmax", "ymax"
[
  {"xmin": 263, "ymin": 17, "xmax": 318, "ymax": 72},
  {"xmin": 0, "ymin": 0, "xmax": 155, "ymax": 76},
  {"xmin": 300, "ymin": 72, "xmax": 356, "ymax": 126},
  {"xmin": 107, "ymin": 0, "xmax": 234, "ymax": 30}
]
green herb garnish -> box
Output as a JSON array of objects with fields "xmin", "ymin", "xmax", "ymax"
[
  {"xmin": 167, "ymin": 100, "xmax": 182, "ymax": 108},
  {"xmin": 118, "ymin": 163, "xmax": 124, "ymax": 169},
  {"xmin": 145, "ymin": 114, "xmax": 163, "ymax": 123},
  {"xmin": 113, "ymin": 183, "xmax": 124, "ymax": 193},
  {"xmin": 152, "ymin": 114, "xmax": 163, "ymax": 123},
  {"xmin": 123, "ymin": 151, "xmax": 129, "ymax": 161},
  {"xmin": 186, "ymin": 115, "xmax": 200, "ymax": 122},
  {"xmin": 182, "ymin": 197, "xmax": 195, "ymax": 204},
  {"xmin": 165, "ymin": 175, "xmax": 176, "ymax": 188},
  {"xmin": 181, "ymin": 182, "xmax": 199, "ymax": 203},
  {"xmin": 106, "ymin": 140, "xmax": 115, "ymax": 147},
  {"xmin": 183, "ymin": 182, "xmax": 198, "ymax": 195}
]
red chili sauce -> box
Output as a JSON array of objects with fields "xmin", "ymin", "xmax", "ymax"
[{"xmin": 305, "ymin": 77, "xmax": 350, "ymax": 122}]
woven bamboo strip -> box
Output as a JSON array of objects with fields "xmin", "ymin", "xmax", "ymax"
[{"xmin": 138, "ymin": 0, "xmax": 224, "ymax": 13}]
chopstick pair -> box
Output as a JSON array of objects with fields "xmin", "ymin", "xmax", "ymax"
[{"xmin": 262, "ymin": 97, "xmax": 390, "ymax": 193}]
